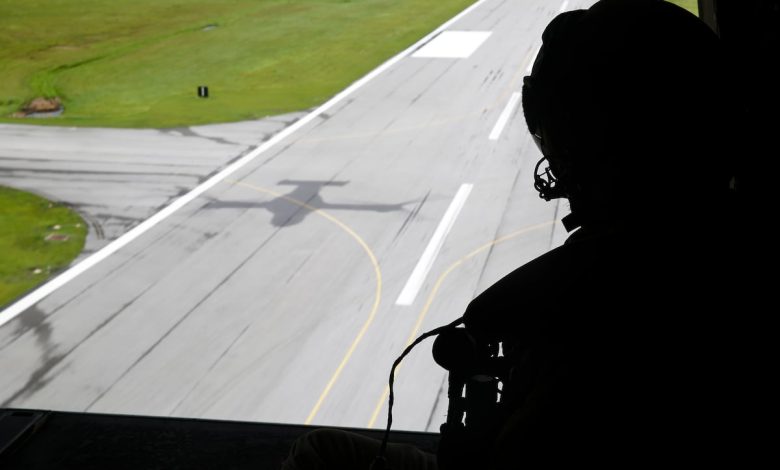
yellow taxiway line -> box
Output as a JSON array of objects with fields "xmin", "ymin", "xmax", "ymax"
[
  {"xmin": 228, "ymin": 180, "xmax": 383, "ymax": 425},
  {"xmin": 366, "ymin": 220, "xmax": 556, "ymax": 428}
]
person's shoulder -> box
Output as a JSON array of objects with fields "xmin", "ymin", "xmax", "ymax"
[
  {"xmin": 471, "ymin": 225, "xmax": 626, "ymax": 307},
  {"xmin": 463, "ymin": 227, "xmax": 623, "ymax": 340}
]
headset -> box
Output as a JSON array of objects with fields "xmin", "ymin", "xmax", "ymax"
[
  {"xmin": 524, "ymin": 75, "xmax": 568, "ymax": 203},
  {"xmin": 521, "ymin": 9, "xmax": 590, "ymax": 206},
  {"xmin": 522, "ymin": 1, "xmax": 736, "ymax": 210},
  {"xmin": 521, "ymin": 10, "xmax": 591, "ymax": 234}
]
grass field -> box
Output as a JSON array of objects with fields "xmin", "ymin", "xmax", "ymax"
[
  {"xmin": 668, "ymin": 0, "xmax": 699, "ymax": 15},
  {"xmin": 0, "ymin": 186, "xmax": 86, "ymax": 309},
  {"xmin": 0, "ymin": 0, "xmax": 473, "ymax": 128}
]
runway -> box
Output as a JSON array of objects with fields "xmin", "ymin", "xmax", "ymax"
[
  {"xmin": 0, "ymin": 114, "xmax": 305, "ymax": 256},
  {"xmin": 0, "ymin": 0, "xmax": 595, "ymax": 432}
]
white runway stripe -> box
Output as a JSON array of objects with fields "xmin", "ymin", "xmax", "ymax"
[
  {"xmin": 489, "ymin": 92, "xmax": 522, "ymax": 141},
  {"xmin": 396, "ymin": 184, "xmax": 473, "ymax": 306}
]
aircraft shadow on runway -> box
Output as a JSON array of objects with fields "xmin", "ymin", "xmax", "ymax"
[{"xmin": 205, "ymin": 179, "xmax": 417, "ymax": 227}]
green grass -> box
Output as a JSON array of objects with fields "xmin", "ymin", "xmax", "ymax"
[
  {"xmin": 667, "ymin": 0, "xmax": 699, "ymax": 15},
  {"xmin": 0, "ymin": 186, "xmax": 87, "ymax": 309},
  {"xmin": 0, "ymin": 0, "xmax": 473, "ymax": 128}
]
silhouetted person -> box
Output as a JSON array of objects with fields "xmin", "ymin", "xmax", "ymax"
[{"xmin": 282, "ymin": 1, "xmax": 750, "ymax": 468}]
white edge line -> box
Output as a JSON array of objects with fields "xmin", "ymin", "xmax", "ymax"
[
  {"xmin": 488, "ymin": 92, "xmax": 522, "ymax": 141},
  {"xmin": 396, "ymin": 183, "xmax": 473, "ymax": 306},
  {"xmin": 560, "ymin": 0, "xmax": 571, "ymax": 14},
  {"xmin": 0, "ymin": 0, "xmax": 493, "ymax": 328}
]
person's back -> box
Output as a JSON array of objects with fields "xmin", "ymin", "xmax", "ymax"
[
  {"xmin": 466, "ymin": 217, "xmax": 744, "ymax": 467},
  {"xmin": 462, "ymin": 1, "xmax": 748, "ymax": 466}
]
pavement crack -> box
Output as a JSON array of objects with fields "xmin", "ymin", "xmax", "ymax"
[
  {"xmin": 188, "ymin": 144, "xmax": 258, "ymax": 189},
  {"xmin": 425, "ymin": 373, "xmax": 448, "ymax": 432},
  {"xmin": 479, "ymin": 0, "xmax": 510, "ymax": 21},
  {"xmin": 240, "ymin": 142, "xmax": 292, "ymax": 180},
  {"xmin": 409, "ymin": 61, "xmax": 458, "ymax": 106},
  {"xmin": 160, "ymin": 127, "xmax": 242, "ymax": 147},
  {"xmin": 6, "ymin": 168, "xmax": 203, "ymax": 177},
  {"xmin": 84, "ymin": 212, "xmax": 303, "ymax": 411},
  {"xmin": 286, "ymin": 251, "xmax": 316, "ymax": 284},
  {"xmin": 0, "ymin": 156, "xmax": 207, "ymax": 168},
  {"xmin": 394, "ymin": 190, "xmax": 430, "ymax": 241},
  {"xmin": 198, "ymin": 328, "xmax": 312, "ymax": 417},
  {"xmin": 472, "ymin": 165, "xmax": 525, "ymax": 295},
  {"xmin": 169, "ymin": 322, "xmax": 252, "ymax": 416}
]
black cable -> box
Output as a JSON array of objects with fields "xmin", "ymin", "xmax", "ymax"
[{"xmin": 371, "ymin": 317, "xmax": 465, "ymax": 469}]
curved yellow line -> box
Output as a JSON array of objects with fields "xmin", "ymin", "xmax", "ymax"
[
  {"xmin": 228, "ymin": 180, "xmax": 382, "ymax": 425},
  {"xmin": 366, "ymin": 220, "xmax": 556, "ymax": 428}
]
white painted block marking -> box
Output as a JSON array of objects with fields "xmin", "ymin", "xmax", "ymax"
[
  {"xmin": 489, "ymin": 92, "xmax": 522, "ymax": 141},
  {"xmin": 396, "ymin": 184, "xmax": 473, "ymax": 306},
  {"xmin": 412, "ymin": 31, "xmax": 492, "ymax": 59}
]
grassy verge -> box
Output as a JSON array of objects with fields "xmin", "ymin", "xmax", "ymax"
[
  {"xmin": 667, "ymin": 0, "xmax": 699, "ymax": 15},
  {"xmin": 0, "ymin": 0, "xmax": 473, "ymax": 128},
  {"xmin": 0, "ymin": 186, "xmax": 87, "ymax": 309}
]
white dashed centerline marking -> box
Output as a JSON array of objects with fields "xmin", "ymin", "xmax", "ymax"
[
  {"xmin": 396, "ymin": 184, "xmax": 473, "ymax": 306},
  {"xmin": 489, "ymin": 92, "xmax": 522, "ymax": 141}
]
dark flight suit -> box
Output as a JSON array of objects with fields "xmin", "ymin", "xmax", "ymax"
[{"xmin": 463, "ymin": 214, "xmax": 748, "ymax": 468}]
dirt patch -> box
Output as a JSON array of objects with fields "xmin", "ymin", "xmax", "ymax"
[
  {"xmin": 45, "ymin": 233, "xmax": 70, "ymax": 242},
  {"xmin": 13, "ymin": 97, "xmax": 64, "ymax": 118},
  {"xmin": 25, "ymin": 97, "xmax": 62, "ymax": 113}
]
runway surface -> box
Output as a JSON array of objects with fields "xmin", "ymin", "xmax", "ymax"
[
  {"xmin": 0, "ymin": 0, "xmax": 596, "ymax": 432},
  {"xmin": 0, "ymin": 114, "xmax": 305, "ymax": 256}
]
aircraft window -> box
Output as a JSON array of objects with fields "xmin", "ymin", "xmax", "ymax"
[{"xmin": 0, "ymin": 0, "xmax": 712, "ymax": 434}]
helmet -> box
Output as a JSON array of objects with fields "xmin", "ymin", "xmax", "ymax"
[{"xmin": 522, "ymin": 0, "xmax": 733, "ymax": 217}]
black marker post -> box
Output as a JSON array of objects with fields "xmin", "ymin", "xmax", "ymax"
[{"xmin": 197, "ymin": 86, "xmax": 209, "ymax": 98}]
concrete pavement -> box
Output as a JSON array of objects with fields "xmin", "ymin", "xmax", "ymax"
[{"xmin": 0, "ymin": 114, "xmax": 305, "ymax": 256}]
